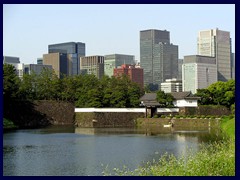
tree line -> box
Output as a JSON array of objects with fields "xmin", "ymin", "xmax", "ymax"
[
  {"xmin": 3, "ymin": 64, "xmax": 144, "ymax": 108},
  {"xmin": 3, "ymin": 64, "xmax": 235, "ymax": 109}
]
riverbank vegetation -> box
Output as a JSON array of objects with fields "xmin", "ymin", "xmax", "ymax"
[
  {"xmin": 3, "ymin": 118, "xmax": 18, "ymax": 130},
  {"xmin": 103, "ymin": 116, "xmax": 235, "ymax": 176}
]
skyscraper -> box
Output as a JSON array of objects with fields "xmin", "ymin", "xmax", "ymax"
[
  {"xmin": 80, "ymin": 56, "xmax": 104, "ymax": 79},
  {"xmin": 182, "ymin": 55, "xmax": 217, "ymax": 94},
  {"xmin": 43, "ymin": 53, "xmax": 68, "ymax": 78},
  {"xmin": 197, "ymin": 28, "xmax": 231, "ymax": 81},
  {"xmin": 48, "ymin": 42, "xmax": 85, "ymax": 75},
  {"xmin": 140, "ymin": 29, "xmax": 178, "ymax": 91},
  {"xmin": 104, "ymin": 54, "xmax": 135, "ymax": 77}
]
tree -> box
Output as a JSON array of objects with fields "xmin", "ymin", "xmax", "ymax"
[
  {"xmin": 3, "ymin": 64, "xmax": 20, "ymax": 100},
  {"xmin": 156, "ymin": 90, "xmax": 174, "ymax": 107},
  {"xmin": 18, "ymin": 72, "xmax": 37, "ymax": 100}
]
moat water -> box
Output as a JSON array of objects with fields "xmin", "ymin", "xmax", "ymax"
[{"xmin": 3, "ymin": 125, "xmax": 222, "ymax": 176}]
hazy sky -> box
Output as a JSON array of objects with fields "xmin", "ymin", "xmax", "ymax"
[{"xmin": 3, "ymin": 4, "xmax": 235, "ymax": 64}]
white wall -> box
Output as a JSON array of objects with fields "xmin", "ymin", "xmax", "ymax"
[
  {"xmin": 173, "ymin": 99, "xmax": 198, "ymax": 107},
  {"xmin": 75, "ymin": 108, "xmax": 145, "ymax": 113},
  {"xmin": 75, "ymin": 108, "xmax": 180, "ymax": 113}
]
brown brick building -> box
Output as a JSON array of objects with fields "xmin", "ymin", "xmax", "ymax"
[{"xmin": 114, "ymin": 64, "xmax": 144, "ymax": 88}]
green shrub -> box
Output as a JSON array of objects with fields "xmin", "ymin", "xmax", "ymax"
[
  {"xmin": 161, "ymin": 115, "xmax": 166, "ymax": 118},
  {"xmin": 153, "ymin": 115, "xmax": 158, "ymax": 118}
]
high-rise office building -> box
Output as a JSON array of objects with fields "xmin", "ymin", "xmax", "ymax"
[
  {"xmin": 43, "ymin": 53, "xmax": 68, "ymax": 78},
  {"xmin": 182, "ymin": 55, "xmax": 217, "ymax": 94},
  {"xmin": 80, "ymin": 56, "xmax": 104, "ymax": 79},
  {"xmin": 24, "ymin": 64, "xmax": 52, "ymax": 75},
  {"xmin": 178, "ymin": 59, "xmax": 183, "ymax": 80},
  {"xmin": 3, "ymin": 56, "xmax": 20, "ymax": 64},
  {"xmin": 197, "ymin": 28, "xmax": 231, "ymax": 81},
  {"xmin": 104, "ymin": 54, "xmax": 135, "ymax": 77},
  {"xmin": 48, "ymin": 42, "xmax": 85, "ymax": 75},
  {"xmin": 140, "ymin": 29, "xmax": 178, "ymax": 90},
  {"xmin": 231, "ymin": 53, "xmax": 235, "ymax": 80},
  {"xmin": 113, "ymin": 64, "xmax": 144, "ymax": 88},
  {"xmin": 37, "ymin": 58, "xmax": 43, "ymax": 65}
]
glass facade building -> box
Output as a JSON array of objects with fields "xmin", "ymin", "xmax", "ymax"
[
  {"xmin": 48, "ymin": 42, "xmax": 85, "ymax": 75},
  {"xmin": 182, "ymin": 55, "xmax": 217, "ymax": 94},
  {"xmin": 104, "ymin": 54, "xmax": 135, "ymax": 77},
  {"xmin": 24, "ymin": 64, "xmax": 52, "ymax": 75},
  {"xmin": 140, "ymin": 29, "xmax": 178, "ymax": 90}
]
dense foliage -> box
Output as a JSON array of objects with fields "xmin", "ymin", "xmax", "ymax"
[
  {"xmin": 196, "ymin": 80, "xmax": 235, "ymax": 108},
  {"xmin": 156, "ymin": 90, "xmax": 174, "ymax": 107},
  {"xmin": 3, "ymin": 64, "xmax": 144, "ymax": 108}
]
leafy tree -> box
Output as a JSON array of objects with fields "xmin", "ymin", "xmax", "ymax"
[
  {"xmin": 156, "ymin": 90, "xmax": 174, "ymax": 107},
  {"xmin": 196, "ymin": 80, "xmax": 235, "ymax": 108},
  {"xmin": 3, "ymin": 64, "xmax": 20, "ymax": 100},
  {"xmin": 18, "ymin": 72, "xmax": 37, "ymax": 100}
]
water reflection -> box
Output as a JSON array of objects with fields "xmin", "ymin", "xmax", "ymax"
[{"xmin": 3, "ymin": 126, "xmax": 222, "ymax": 176}]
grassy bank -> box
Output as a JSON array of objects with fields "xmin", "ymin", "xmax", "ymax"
[
  {"xmin": 3, "ymin": 118, "xmax": 18, "ymax": 130},
  {"xmin": 103, "ymin": 116, "xmax": 235, "ymax": 176}
]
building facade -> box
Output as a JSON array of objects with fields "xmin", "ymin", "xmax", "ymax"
[
  {"xmin": 197, "ymin": 28, "xmax": 231, "ymax": 81},
  {"xmin": 104, "ymin": 54, "xmax": 135, "ymax": 77},
  {"xmin": 113, "ymin": 64, "xmax": 144, "ymax": 88},
  {"xmin": 80, "ymin": 56, "xmax": 104, "ymax": 79},
  {"xmin": 140, "ymin": 29, "xmax": 178, "ymax": 90},
  {"xmin": 178, "ymin": 59, "xmax": 183, "ymax": 80},
  {"xmin": 24, "ymin": 64, "xmax": 52, "ymax": 75},
  {"xmin": 161, "ymin": 78, "xmax": 182, "ymax": 93},
  {"xmin": 182, "ymin": 55, "xmax": 217, "ymax": 94},
  {"xmin": 231, "ymin": 53, "xmax": 235, "ymax": 80},
  {"xmin": 37, "ymin": 58, "xmax": 43, "ymax": 65},
  {"xmin": 3, "ymin": 56, "xmax": 20, "ymax": 64},
  {"xmin": 43, "ymin": 53, "xmax": 68, "ymax": 78},
  {"xmin": 48, "ymin": 42, "xmax": 85, "ymax": 75}
]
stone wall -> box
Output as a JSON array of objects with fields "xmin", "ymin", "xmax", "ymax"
[
  {"xmin": 136, "ymin": 118, "xmax": 219, "ymax": 128},
  {"xmin": 179, "ymin": 105, "xmax": 231, "ymax": 116},
  {"xmin": 75, "ymin": 112, "xmax": 145, "ymax": 127},
  {"xmin": 4, "ymin": 100, "xmax": 75, "ymax": 128}
]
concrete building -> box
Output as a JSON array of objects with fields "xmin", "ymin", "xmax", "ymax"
[
  {"xmin": 104, "ymin": 54, "xmax": 135, "ymax": 77},
  {"xmin": 113, "ymin": 64, "xmax": 144, "ymax": 88},
  {"xmin": 37, "ymin": 58, "xmax": 43, "ymax": 65},
  {"xmin": 48, "ymin": 42, "xmax": 85, "ymax": 75},
  {"xmin": 178, "ymin": 59, "xmax": 183, "ymax": 80},
  {"xmin": 80, "ymin": 56, "xmax": 104, "ymax": 79},
  {"xmin": 231, "ymin": 53, "xmax": 235, "ymax": 80},
  {"xmin": 140, "ymin": 29, "xmax": 178, "ymax": 91},
  {"xmin": 24, "ymin": 64, "xmax": 52, "ymax": 75},
  {"xmin": 161, "ymin": 78, "xmax": 182, "ymax": 93},
  {"xmin": 43, "ymin": 53, "xmax": 68, "ymax": 78},
  {"xmin": 182, "ymin": 55, "xmax": 217, "ymax": 94},
  {"xmin": 3, "ymin": 56, "xmax": 20, "ymax": 64},
  {"xmin": 197, "ymin": 28, "xmax": 231, "ymax": 81}
]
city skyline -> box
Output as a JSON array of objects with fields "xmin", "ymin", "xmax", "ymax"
[{"xmin": 3, "ymin": 4, "xmax": 235, "ymax": 64}]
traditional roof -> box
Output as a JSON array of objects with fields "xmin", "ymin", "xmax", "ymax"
[
  {"xmin": 139, "ymin": 93, "xmax": 160, "ymax": 107},
  {"xmin": 140, "ymin": 93, "xmax": 157, "ymax": 101},
  {"xmin": 170, "ymin": 91, "xmax": 200, "ymax": 100}
]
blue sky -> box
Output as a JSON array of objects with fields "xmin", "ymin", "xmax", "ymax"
[{"xmin": 3, "ymin": 4, "xmax": 235, "ymax": 64}]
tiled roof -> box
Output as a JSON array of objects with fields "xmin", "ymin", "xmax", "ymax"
[
  {"xmin": 139, "ymin": 93, "xmax": 157, "ymax": 101},
  {"xmin": 170, "ymin": 91, "xmax": 200, "ymax": 100}
]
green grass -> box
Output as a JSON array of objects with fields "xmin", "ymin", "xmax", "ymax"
[
  {"xmin": 103, "ymin": 116, "xmax": 235, "ymax": 176},
  {"xmin": 220, "ymin": 116, "xmax": 235, "ymax": 139},
  {"xmin": 3, "ymin": 118, "xmax": 18, "ymax": 129}
]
